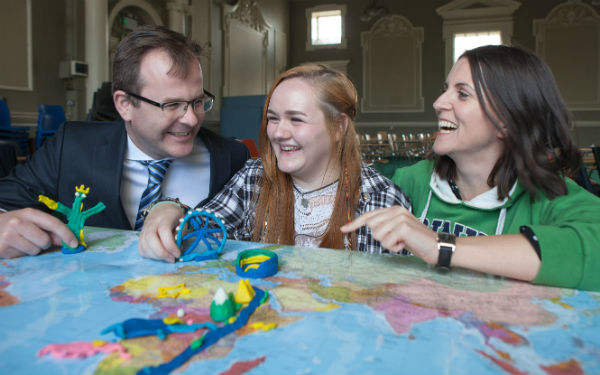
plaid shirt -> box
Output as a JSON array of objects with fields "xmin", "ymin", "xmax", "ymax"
[{"xmin": 199, "ymin": 158, "xmax": 411, "ymax": 254}]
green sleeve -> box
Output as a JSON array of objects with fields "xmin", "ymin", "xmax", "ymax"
[{"xmin": 531, "ymin": 179, "xmax": 600, "ymax": 291}]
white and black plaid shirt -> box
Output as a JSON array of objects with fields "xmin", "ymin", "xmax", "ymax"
[{"xmin": 198, "ymin": 158, "xmax": 411, "ymax": 254}]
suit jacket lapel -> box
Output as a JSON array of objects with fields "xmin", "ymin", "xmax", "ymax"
[
  {"xmin": 199, "ymin": 128, "xmax": 232, "ymax": 199},
  {"xmin": 91, "ymin": 126, "xmax": 130, "ymax": 229}
]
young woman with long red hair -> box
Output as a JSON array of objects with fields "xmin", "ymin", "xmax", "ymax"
[{"xmin": 139, "ymin": 64, "xmax": 409, "ymax": 262}]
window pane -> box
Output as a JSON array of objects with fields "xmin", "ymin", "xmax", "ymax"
[
  {"xmin": 311, "ymin": 10, "xmax": 341, "ymax": 45},
  {"xmin": 454, "ymin": 31, "xmax": 502, "ymax": 62}
]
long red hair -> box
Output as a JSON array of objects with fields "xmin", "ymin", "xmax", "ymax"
[{"xmin": 251, "ymin": 64, "xmax": 362, "ymax": 249}]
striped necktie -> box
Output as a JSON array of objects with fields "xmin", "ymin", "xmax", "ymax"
[{"xmin": 135, "ymin": 159, "xmax": 172, "ymax": 230}]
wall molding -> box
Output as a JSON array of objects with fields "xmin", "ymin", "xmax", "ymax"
[
  {"xmin": 575, "ymin": 121, "xmax": 600, "ymax": 128},
  {"xmin": 222, "ymin": 0, "xmax": 270, "ymax": 96},
  {"xmin": 0, "ymin": 0, "xmax": 33, "ymax": 91},
  {"xmin": 534, "ymin": 0, "xmax": 600, "ymax": 110},
  {"xmin": 108, "ymin": 0, "xmax": 163, "ymax": 31},
  {"xmin": 361, "ymin": 14, "xmax": 424, "ymax": 113},
  {"xmin": 356, "ymin": 121, "xmax": 436, "ymax": 129},
  {"xmin": 10, "ymin": 111, "xmax": 37, "ymax": 126},
  {"xmin": 355, "ymin": 120, "xmax": 600, "ymax": 129}
]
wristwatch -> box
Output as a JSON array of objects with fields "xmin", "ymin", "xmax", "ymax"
[{"xmin": 435, "ymin": 232, "xmax": 456, "ymax": 271}]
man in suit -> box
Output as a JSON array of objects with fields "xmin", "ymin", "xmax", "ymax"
[{"xmin": 0, "ymin": 25, "xmax": 249, "ymax": 258}]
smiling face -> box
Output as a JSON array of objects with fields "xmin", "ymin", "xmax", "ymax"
[
  {"xmin": 115, "ymin": 49, "xmax": 205, "ymax": 160},
  {"xmin": 266, "ymin": 77, "xmax": 341, "ymax": 190},
  {"xmin": 432, "ymin": 57, "xmax": 504, "ymax": 167}
]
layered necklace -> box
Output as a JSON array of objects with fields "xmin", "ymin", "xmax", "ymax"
[{"xmin": 293, "ymin": 180, "xmax": 339, "ymax": 212}]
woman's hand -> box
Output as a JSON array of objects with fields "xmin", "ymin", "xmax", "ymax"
[
  {"xmin": 138, "ymin": 203, "xmax": 185, "ymax": 263},
  {"xmin": 341, "ymin": 206, "xmax": 439, "ymax": 264},
  {"xmin": 342, "ymin": 206, "xmax": 541, "ymax": 281}
]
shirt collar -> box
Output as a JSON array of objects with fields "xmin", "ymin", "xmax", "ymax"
[{"xmin": 125, "ymin": 134, "xmax": 176, "ymax": 162}]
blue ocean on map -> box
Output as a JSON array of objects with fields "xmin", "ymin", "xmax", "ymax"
[{"xmin": 2, "ymin": 229, "xmax": 600, "ymax": 374}]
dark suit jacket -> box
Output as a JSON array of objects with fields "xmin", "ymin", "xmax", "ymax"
[{"xmin": 0, "ymin": 121, "xmax": 250, "ymax": 230}]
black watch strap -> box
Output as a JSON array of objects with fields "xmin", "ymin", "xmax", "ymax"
[{"xmin": 436, "ymin": 232, "xmax": 456, "ymax": 271}]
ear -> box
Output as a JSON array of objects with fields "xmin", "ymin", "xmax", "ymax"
[
  {"xmin": 496, "ymin": 124, "xmax": 507, "ymax": 139},
  {"xmin": 335, "ymin": 113, "xmax": 349, "ymax": 142},
  {"xmin": 113, "ymin": 90, "xmax": 132, "ymax": 122}
]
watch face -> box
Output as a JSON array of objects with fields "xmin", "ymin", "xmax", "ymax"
[
  {"xmin": 436, "ymin": 232, "xmax": 456, "ymax": 270},
  {"xmin": 438, "ymin": 232, "xmax": 456, "ymax": 244}
]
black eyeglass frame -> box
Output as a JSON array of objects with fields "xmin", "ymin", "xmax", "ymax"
[{"xmin": 125, "ymin": 89, "xmax": 215, "ymax": 113}]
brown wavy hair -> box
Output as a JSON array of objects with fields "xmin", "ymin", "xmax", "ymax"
[
  {"xmin": 433, "ymin": 45, "xmax": 581, "ymax": 200},
  {"xmin": 252, "ymin": 64, "xmax": 362, "ymax": 249}
]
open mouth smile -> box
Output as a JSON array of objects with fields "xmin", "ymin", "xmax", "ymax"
[
  {"xmin": 438, "ymin": 120, "xmax": 457, "ymax": 134},
  {"xmin": 280, "ymin": 145, "xmax": 301, "ymax": 152}
]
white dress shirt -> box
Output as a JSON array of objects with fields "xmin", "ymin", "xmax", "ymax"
[{"xmin": 120, "ymin": 135, "xmax": 211, "ymax": 228}]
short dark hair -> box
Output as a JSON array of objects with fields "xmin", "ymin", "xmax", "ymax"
[
  {"xmin": 433, "ymin": 44, "xmax": 581, "ymax": 200},
  {"xmin": 112, "ymin": 25, "xmax": 202, "ymax": 97}
]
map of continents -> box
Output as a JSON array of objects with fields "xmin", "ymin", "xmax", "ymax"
[
  {"xmin": 95, "ymin": 238, "xmax": 594, "ymax": 374},
  {"xmin": 1, "ymin": 227, "xmax": 598, "ymax": 375}
]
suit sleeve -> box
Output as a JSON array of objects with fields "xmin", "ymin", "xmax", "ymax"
[{"xmin": 0, "ymin": 124, "xmax": 65, "ymax": 212}]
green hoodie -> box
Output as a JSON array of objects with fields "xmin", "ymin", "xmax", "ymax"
[{"xmin": 393, "ymin": 160, "xmax": 600, "ymax": 291}]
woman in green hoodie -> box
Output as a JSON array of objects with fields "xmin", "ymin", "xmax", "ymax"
[{"xmin": 342, "ymin": 45, "xmax": 600, "ymax": 291}]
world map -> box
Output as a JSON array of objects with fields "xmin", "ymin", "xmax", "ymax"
[{"xmin": 1, "ymin": 227, "xmax": 599, "ymax": 374}]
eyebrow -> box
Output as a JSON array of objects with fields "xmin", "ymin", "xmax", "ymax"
[
  {"xmin": 266, "ymin": 109, "xmax": 308, "ymax": 117},
  {"xmin": 161, "ymin": 93, "xmax": 205, "ymax": 103},
  {"xmin": 455, "ymin": 82, "xmax": 475, "ymax": 91}
]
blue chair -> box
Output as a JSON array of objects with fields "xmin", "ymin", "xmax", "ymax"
[
  {"xmin": 0, "ymin": 100, "xmax": 31, "ymax": 156},
  {"xmin": 36, "ymin": 104, "xmax": 66, "ymax": 150}
]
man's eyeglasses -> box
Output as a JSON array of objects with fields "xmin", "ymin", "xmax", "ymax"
[{"xmin": 125, "ymin": 90, "xmax": 215, "ymax": 116}]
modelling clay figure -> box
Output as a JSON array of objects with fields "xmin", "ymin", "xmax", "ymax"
[
  {"xmin": 210, "ymin": 287, "xmax": 236, "ymax": 322},
  {"xmin": 101, "ymin": 318, "xmax": 217, "ymax": 340},
  {"xmin": 39, "ymin": 184, "xmax": 105, "ymax": 253}
]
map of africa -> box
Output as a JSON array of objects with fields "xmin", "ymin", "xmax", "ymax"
[{"xmin": 1, "ymin": 227, "xmax": 599, "ymax": 374}]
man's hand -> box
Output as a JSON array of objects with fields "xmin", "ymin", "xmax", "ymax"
[
  {"xmin": 0, "ymin": 208, "xmax": 78, "ymax": 258},
  {"xmin": 138, "ymin": 203, "xmax": 184, "ymax": 263}
]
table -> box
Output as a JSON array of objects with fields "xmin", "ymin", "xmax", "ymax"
[{"xmin": 1, "ymin": 227, "xmax": 599, "ymax": 374}]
